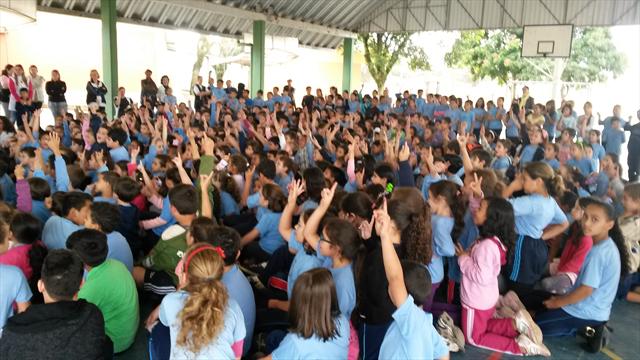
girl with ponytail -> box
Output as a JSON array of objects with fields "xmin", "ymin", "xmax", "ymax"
[
  {"xmin": 159, "ymin": 243, "xmax": 245, "ymax": 359},
  {"xmin": 426, "ymin": 180, "xmax": 465, "ymax": 311},
  {"xmin": 502, "ymin": 162, "xmax": 570, "ymax": 308},
  {"xmin": 537, "ymin": 199, "xmax": 629, "ymax": 351}
]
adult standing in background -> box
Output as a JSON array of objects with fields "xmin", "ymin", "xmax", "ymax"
[
  {"xmin": 577, "ymin": 101, "xmax": 595, "ymax": 140},
  {"xmin": 192, "ymin": 76, "xmax": 209, "ymax": 112},
  {"xmin": 599, "ymin": 105, "xmax": 626, "ymax": 148},
  {"xmin": 8, "ymin": 65, "xmax": 32, "ymax": 124},
  {"xmin": 86, "ymin": 69, "xmax": 108, "ymax": 112},
  {"xmin": 0, "ymin": 65, "xmax": 13, "ymax": 118},
  {"xmin": 28, "ymin": 65, "xmax": 45, "ymax": 109},
  {"xmin": 519, "ymin": 85, "xmax": 535, "ymax": 115},
  {"xmin": 156, "ymin": 75, "xmax": 170, "ymax": 104},
  {"xmin": 285, "ymin": 79, "xmax": 296, "ymax": 106},
  {"xmin": 140, "ymin": 69, "xmax": 158, "ymax": 108},
  {"xmin": 625, "ymin": 110, "xmax": 640, "ymax": 182},
  {"xmin": 45, "ymin": 70, "xmax": 67, "ymax": 118}
]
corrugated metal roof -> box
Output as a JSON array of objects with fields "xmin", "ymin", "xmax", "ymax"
[{"xmin": 37, "ymin": 0, "xmax": 640, "ymax": 48}]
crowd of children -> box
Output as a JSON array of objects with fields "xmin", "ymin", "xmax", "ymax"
[{"xmin": 0, "ymin": 65, "xmax": 639, "ymax": 359}]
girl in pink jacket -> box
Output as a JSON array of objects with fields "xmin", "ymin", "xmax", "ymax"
[{"xmin": 456, "ymin": 197, "xmax": 550, "ymax": 357}]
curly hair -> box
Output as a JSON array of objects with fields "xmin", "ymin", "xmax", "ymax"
[
  {"xmin": 478, "ymin": 197, "xmax": 516, "ymax": 255},
  {"xmin": 389, "ymin": 188, "xmax": 433, "ymax": 264},
  {"xmin": 177, "ymin": 243, "xmax": 228, "ymax": 355}
]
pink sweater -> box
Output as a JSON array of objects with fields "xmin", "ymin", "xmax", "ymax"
[{"xmin": 459, "ymin": 237, "xmax": 507, "ymax": 311}]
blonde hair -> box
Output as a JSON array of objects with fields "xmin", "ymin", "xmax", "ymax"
[
  {"xmin": 177, "ymin": 243, "xmax": 228, "ymax": 355},
  {"xmin": 524, "ymin": 162, "xmax": 564, "ymax": 197}
]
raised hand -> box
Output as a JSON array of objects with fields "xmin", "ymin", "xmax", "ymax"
[
  {"xmin": 319, "ymin": 182, "xmax": 338, "ymax": 209},
  {"xmin": 47, "ymin": 131, "xmax": 62, "ymax": 156},
  {"xmin": 199, "ymin": 171, "xmax": 214, "ymax": 189},
  {"xmin": 398, "ymin": 142, "xmax": 410, "ymax": 162},
  {"xmin": 469, "ymin": 172, "xmax": 483, "ymax": 197},
  {"xmin": 172, "ymin": 152, "xmax": 183, "ymax": 168},
  {"xmin": 358, "ymin": 214, "xmax": 375, "ymax": 240},
  {"xmin": 287, "ymin": 179, "xmax": 306, "ymax": 205}
]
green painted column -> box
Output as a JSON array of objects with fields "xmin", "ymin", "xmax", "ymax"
[
  {"xmin": 101, "ymin": 0, "xmax": 118, "ymax": 120},
  {"xmin": 250, "ymin": 20, "xmax": 265, "ymax": 97},
  {"xmin": 342, "ymin": 38, "xmax": 353, "ymax": 92}
]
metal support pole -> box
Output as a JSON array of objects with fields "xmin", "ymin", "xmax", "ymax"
[
  {"xmin": 101, "ymin": 0, "xmax": 118, "ymax": 120},
  {"xmin": 250, "ymin": 20, "xmax": 265, "ymax": 97},
  {"xmin": 342, "ymin": 37, "xmax": 353, "ymax": 92}
]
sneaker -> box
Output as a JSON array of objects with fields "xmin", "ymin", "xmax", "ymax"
[
  {"xmin": 581, "ymin": 324, "xmax": 610, "ymax": 353},
  {"xmin": 514, "ymin": 309, "xmax": 543, "ymax": 345},
  {"xmin": 517, "ymin": 334, "xmax": 551, "ymax": 357},
  {"xmin": 437, "ymin": 312, "xmax": 465, "ymax": 352}
]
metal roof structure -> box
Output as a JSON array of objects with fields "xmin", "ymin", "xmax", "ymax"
[{"xmin": 37, "ymin": 0, "xmax": 640, "ymax": 48}]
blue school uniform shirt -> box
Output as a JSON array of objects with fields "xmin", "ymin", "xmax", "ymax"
[
  {"xmin": 506, "ymin": 117, "xmax": 519, "ymax": 138},
  {"xmin": 508, "ymin": 194, "xmax": 567, "ymax": 239},
  {"xmin": 445, "ymin": 108, "xmax": 461, "ymax": 131},
  {"xmin": 222, "ymin": 265, "xmax": 255, "ymax": 356},
  {"xmin": 429, "ymin": 215, "xmax": 456, "ymax": 284},
  {"xmin": 220, "ymin": 191, "xmax": 240, "ymax": 217},
  {"xmin": 276, "ymin": 173, "xmax": 292, "ymax": 194},
  {"xmin": 0, "ymin": 264, "xmax": 32, "ymax": 329},
  {"xmin": 459, "ymin": 111, "xmax": 474, "ymax": 133},
  {"xmin": 566, "ymin": 157, "xmax": 594, "ymax": 176},
  {"xmin": 379, "ymin": 295, "xmax": 449, "ymax": 360},
  {"xmin": 423, "ymin": 102, "xmax": 436, "ymax": 118},
  {"xmin": 246, "ymin": 192, "xmax": 267, "ymax": 221},
  {"xmin": 159, "ymin": 291, "xmax": 245, "ymax": 359},
  {"xmin": 272, "ymin": 315, "xmax": 350, "ymax": 360},
  {"xmin": 519, "ymin": 144, "xmax": 538, "ymax": 168},
  {"xmin": 31, "ymin": 200, "xmax": 52, "ymax": 224},
  {"xmin": 591, "ymin": 143, "xmax": 605, "ymax": 161},
  {"xmin": 420, "ymin": 174, "xmax": 446, "ymax": 200},
  {"xmin": 255, "ymin": 210, "xmax": 285, "ymax": 254},
  {"xmin": 106, "ymin": 231, "xmax": 134, "ymax": 273},
  {"xmin": 603, "ymin": 129, "xmax": 625, "ymax": 156},
  {"xmin": 472, "ymin": 108, "xmax": 487, "ymax": 129},
  {"xmin": 109, "ymin": 146, "xmax": 129, "ymax": 163},
  {"xmin": 152, "ymin": 196, "xmax": 177, "ymax": 236},
  {"xmin": 563, "ymin": 238, "xmax": 620, "ymax": 322},
  {"xmin": 543, "ymin": 158, "xmax": 560, "ymax": 171},
  {"xmin": 331, "ymin": 264, "xmax": 356, "ymax": 319},
  {"xmin": 212, "ymin": 87, "xmax": 227, "ymax": 102},
  {"xmin": 448, "ymin": 210, "xmax": 478, "ymax": 283},
  {"xmin": 287, "ymin": 232, "xmax": 323, "ymax": 298},
  {"xmin": 42, "ymin": 216, "xmax": 81, "ymax": 250},
  {"xmin": 0, "ymin": 174, "xmax": 16, "ymax": 206},
  {"xmin": 488, "ymin": 107, "xmax": 504, "ymax": 130},
  {"xmin": 491, "ymin": 156, "xmax": 511, "ymax": 172}
]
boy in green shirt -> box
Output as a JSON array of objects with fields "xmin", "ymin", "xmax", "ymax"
[{"xmin": 66, "ymin": 229, "xmax": 139, "ymax": 353}]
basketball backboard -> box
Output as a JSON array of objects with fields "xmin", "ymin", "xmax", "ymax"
[{"xmin": 521, "ymin": 25, "xmax": 573, "ymax": 58}]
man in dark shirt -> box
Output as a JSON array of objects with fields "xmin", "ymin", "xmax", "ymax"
[
  {"xmin": 301, "ymin": 86, "xmax": 315, "ymax": 112},
  {"xmin": 140, "ymin": 69, "xmax": 158, "ymax": 108},
  {"xmin": 0, "ymin": 249, "xmax": 111, "ymax": 359}
]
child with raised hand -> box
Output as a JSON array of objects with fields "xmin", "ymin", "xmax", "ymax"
[
  {"xmin": 426, "ymin": 180, "xmax": 463, "ymax": 311},
  {"xmin": 304, "ymin": 182, "xmax": 362, "ymax": 320},
  {"xmin": 457, "ymin": 197, "xmax": 550, "ymax": 356},
  {"xmin": 536, "ymin": 200, "xmax": 630, "ymax": 352},
  {"xmin": 265, "ymin": 268, "xmax": 350, "ymax": 360},
  {"xmin": 241, "ymin": 183, "xmax": 287, "ymax": 263},
  {"xmin": 617, "ymin": 183, "xmax": 640, "ymax": 303},
  {"xmin": 159, "ymin": 243, "xmax": 245, "ymax": 359},
  {"xmin": 541, "ymin": 198, "xmax": 594, "ymax": 295},
  {"xmin": 502, "ymin": 162, "xmax": 569, "ymax": 308},
  {"xmin": 374, "ymin": 199, "xmax": 449, "ymax": 360}
]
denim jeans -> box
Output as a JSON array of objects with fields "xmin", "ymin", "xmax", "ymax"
[
  {"xmin": 535, "ymin": 308, "xmax": 604, "ymax": 337},
  {"xmin": 48, "ymin": 101, "xmax": 67, "ymax": 118}
]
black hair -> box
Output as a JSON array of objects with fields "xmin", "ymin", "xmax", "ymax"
[
  {"xmin": 373, "ymin": 163, "xmax": 396, "ymax": 186},
  {"xmin": 10, "ymin": 213, "xmax": 47, "ymax": 293},
  {"xmin": 107, "ymin": 128, "xmax": 127, "ymax": 146},
  {"xmin": 207, "ymin": 225, "xmax": 242, "ymax": 267},
  {"xmin": 89, "ymin": 202, "xmax": 121, "ymax": 233},
  {"xmin": 61, "ymin": 192, "xmax": 92, "ymax": 217},
  {"xmin": 27, "ymin": 177, "xmax": 51, "ymax": 201},
  {"xmin": 325, "ymin": 165, "xmax": 347, "ymax": 187},
  {"xmin": 168, "ymin": 184, "xmax": 199, "ymax": 215},
  {"xmin": 303, "ymin": 167, "xmax": 327, "ymax": 203},
  {"xmin": 340, "ymin": 191, "xmax": 373, "ymax": 220},
  {"xmin": 256, "ymin": 159, "xmax": 276, "ymax": 180},
  {"xmin": 66, "ymin": 229, "xmax": 108, "ymax": 267},
  {"xmin": 429, "ymin": 180, "xmax": 465, "ymax": 240},
  {"xmin": 41, "ymin": 249, "xmax": 84, "ymax": 301},
  {"xmin": 559, "ymin": 190, "xmax": 579, "ymax": 212},
  {"xmin": 114, "ymin": 177, "xmax": 141, "ymax": 202},
  {"xmin": 584, "ymin": 199, "xmax": 630, "ymax": 277},
  {"xmin": 470, "ymin": 149, "xmax": 492, "ymax": 167},
  {"xmin": 478, "ymin": 197, "xmax": 516, "ymax": 255},
  {"xmin": 50, "ymin": 192, "xmax": 66, "ymax": 216},
  {"xmin": 402, "ymin": 260, "xmax": 432, "ymax": 306}
]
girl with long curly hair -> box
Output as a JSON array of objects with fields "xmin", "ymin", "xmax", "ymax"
[{"xmin": 158, "ymin": 243, "xmax": 245, "ymax": 359}]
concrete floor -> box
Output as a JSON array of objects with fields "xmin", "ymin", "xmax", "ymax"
[{"xmin": 116, "ymin": 299, "xmax": 640, "ymax": 360}]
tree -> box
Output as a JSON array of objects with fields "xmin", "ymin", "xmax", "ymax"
[
  {"xmin": 359, "ymin": 33, "xmax": 430, "ymax": 91},
  {"xmin": 191, "ymin": 35, "xmax": 214, "ymax": 94},
  {"xmin": 211, "ymin": 38, "xmax": 243, "ymax": 81},
  {"xmin": 445, "ymin": 28, "xmax": 626, "ymax": 99}
]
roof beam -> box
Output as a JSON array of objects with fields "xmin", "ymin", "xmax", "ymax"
[{"xmin": 151, "ymin": 0, "xmax": 357, "ymax": 38}]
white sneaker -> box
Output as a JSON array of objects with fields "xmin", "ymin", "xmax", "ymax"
[
  {"xmin": 517, "ymin": 334, "xmax": 551, "ymax": 357},
  {"xmin": 515, "ymin": 309, "xmax": 543, "ymax": 345}
]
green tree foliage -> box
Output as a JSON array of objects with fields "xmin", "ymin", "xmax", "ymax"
[
  {"xmin": 191, "ymin": 35, "xmax": 214, "ymax": 93},
  {"xmin": 359, "ymin": 33, "xmax": 430, "ymax": 91},
  {"xmin": 445, "ymin": 27, "xmax": 625, "ymax": 84}
]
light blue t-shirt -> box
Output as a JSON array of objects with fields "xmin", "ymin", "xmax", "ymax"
[
  {"xmin": 491, "ymin": 156, "xmax": 511, "ymax": 172},
  {"xmin": 42, "ymin": 216, "xmax": 81, "ymax": 250},
  {"xmin": 255, "ymin": 211, "xmax": 285, "ymax": 254},
  {"xmin": 603, "ymin": 129, "xmax": 625, "ymax": 156},
  {"xmin": 509, "ymin": 194, "xmax": 567, "ymax": 238},
  {"xmin": 152, "ymin": 196, "xmax": 177, "ymax": 236},
  {"xmin": 246, "ymin": 192, "xmax": 267, "ymax": 220},
  {"xmin": 220, "ymin": 191, "xmax": 240, "ymax": 217},
  {"xmin": 109, "ymin": 146, "xmax": 130, "ymax": 163},
  {"xmin": 448, "ymin": 210, "xmax": 479, "ymax": 283},
  {"xmin": 543, "ymin": 158, "xmax": 560, "ymax": 171},
  {"xmin": 563, "ymin": 238, "xmax": 620, "ymax": 321},
  {"xmin": 519, "ymin": 144, "xmax": 539, "ymax": 168},
  {"xmin": 472, "ymin": 108, "xmax": 487, "ymax": 129},
  {"xmin": 428, "ymin": 215, "xmax": 456, "ymax": 284},
  {"xmin": 316, "ymin": 252, "xmax": 357, "ymax": 320},
  {"xmin": 287, "ymin": 232, "xmax": 323, "ymax": 298},
  {"xmin": 272, "ymin": 315, "xmax": 350, "ymax": 360},
  {"xmin": 420, "ymin": 174, "xmax": 446, "ymax": 200},
  {"xmin": 222, "ymin": 265, "xmax": 255, "ymax": 356},
  {"xmin": 0, "ymin": 264, "xmax": 32, "ymax": 328},
  {"xmin": 379, "ymin": 295, "xmax": 449, "ymax": 360},
  {"xmin": 566, "ymin": 157, "xmax": 593, "ymax": 176},
  {"xmin": 106, "ymin": 231, "xmax": 134, "ymax": 273},
  {"xmin": 159, "ymin": 290, "xmax": 245, "ymax": 359},
  {"xmin": 459, "ymin": 111, "xmax": 474, "ymax": 133}
]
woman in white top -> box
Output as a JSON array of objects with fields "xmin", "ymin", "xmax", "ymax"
[
  {"xmin": 0, "ymin": 65, "xmax": 13, "ymax": 118},
  {"xmin": 157, "ymin": 75, "xmax": 170, "ymax": 103},
  {"xmin": 7, "ymin": 64, "xmax": 32, "ymax": 123},
  {"xmin": 28, "ymin": 65, "xmax": 45, "ymax": 109}
]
